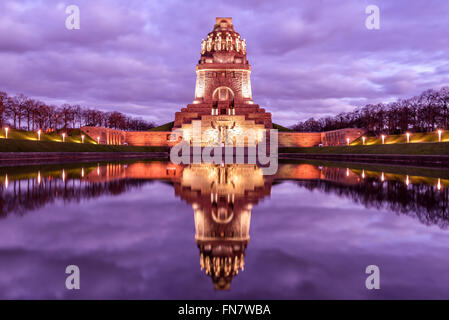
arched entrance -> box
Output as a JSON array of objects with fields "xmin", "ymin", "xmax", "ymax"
[{"xmin": 212, "ymin": 86, "xmax": 234, "ymax": 102}]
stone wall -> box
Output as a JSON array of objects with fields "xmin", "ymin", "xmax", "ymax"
[
  {"xmin": 278, "ymin": 132, "xmax": 322, "ymax": 147},
  {"xmin": 81, "ymin": 126, "xmax": 365, "ymax": 148},
  {"xmin": 125, "ymin": 131, "xmax": 175, "ymax": 147},
  {"xmin": 81, "ymin": 127, "xmax": 126, "ymax": 145},
  {"xmin": 321, "ymin": 128, "xmax": 366, "ymax": 146},
  {"xmin": 81, "ymin": 126, "xmax": 175, "ymax": 147}
]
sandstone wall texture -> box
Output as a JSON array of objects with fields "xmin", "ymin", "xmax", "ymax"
[
  {"xmin": 81, "ymin": 126, "xmax": 364, "ymax": 148},
  {"xmin": 125, "ymin": 131, "xmax": 175, "ymax": 147},
  {"xmin": 81, "ymin": 127, "xmax": 126, "ymax": 145},
  {"xmin": 278, "ymin": 132, "xmax": 322, "ymax": 148},
  {"xmin": 321, "ymin": 128, "xmax": 366, "ymax": 146}
]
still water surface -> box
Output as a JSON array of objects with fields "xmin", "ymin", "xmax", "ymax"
[{"xmin": 0, "ymin": 160, "xmax": 448, "ymax": 299}]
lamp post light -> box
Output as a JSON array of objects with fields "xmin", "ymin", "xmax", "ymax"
[
  {"xmin": 406, "ymin": 132, "xmax": 411, "ymax": 143},
  {"xmin": 438, "ymin": 129, "xmax": 443, "ymax": 142},
  {"xmin": 81, "ymin": 135, "xmax": 85, "ymax": 143},
  {"xmin": 62, "ymin": 133, "xmax": 66, "ymax": 142},
  {"xmin": 381, "ymin": 135, "xmax": 385, "ymax": 145},
  {"xmin": 4, "ymin": 127, "xmax": 8, "ymax": 139},
  {"xmin": 37, "ymin": 129, "xmax": 41, "ymax": 141},
  {"xmin": 362, "ymin": 136, "xmax": 366, "ymax": 145}
]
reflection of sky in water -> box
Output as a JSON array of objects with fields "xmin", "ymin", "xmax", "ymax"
[{"xmin": 0, "ymin": 170, "xmax": 449, "ymax": 299}]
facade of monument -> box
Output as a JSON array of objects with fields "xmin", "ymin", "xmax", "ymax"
[{"xmin": 81, "ymin": 18, "xmax": 364, "ymax": 148}]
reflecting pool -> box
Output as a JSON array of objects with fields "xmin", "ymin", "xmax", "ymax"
[{"xmin": 0, "ymin": 161, "xmax": 448, "ymax": 299}]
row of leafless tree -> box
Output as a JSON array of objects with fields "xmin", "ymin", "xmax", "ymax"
[
  {"xmin": 292, "ymin": 87, "xmax": 449, "ymax": 134},
  {"xmin": 0, "ymin": 91, "xmax": 156, "ymax": 131}
]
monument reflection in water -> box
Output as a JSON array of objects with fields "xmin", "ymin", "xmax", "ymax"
[{"xmin": 0, "ymin": 161, "xmax": 448, "ymax": 295}]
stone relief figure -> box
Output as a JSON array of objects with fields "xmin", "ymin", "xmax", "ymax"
[
  {"xmin": 207, "ymin": 36, "xmax": 212, "ymax": 52},
  {"xmin": 226, "ymin": 33, "xmax": 232, "ymax": 51},
  {"xmin": 242, "ymin": 39, "xmax": 246, "ymax": 54},
  {"xmin": 235, "ymin": 36, "xmax": 241, "ymax": 52},
  {"xmin": 215, "ymin": 35, "xmax": 222, "ymax": 51},
  {"xmin": 201, "ymin": 39, "xmax": 206, "ymax": 54}
]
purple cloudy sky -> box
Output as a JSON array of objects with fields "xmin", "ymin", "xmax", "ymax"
[{"xmin": 1, "ymin": 0, "xmax": 448, "ymax": 126}]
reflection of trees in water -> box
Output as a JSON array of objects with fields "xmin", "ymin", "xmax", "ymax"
[
  {"xmin": 298, "ymin": 178, "xmax": 449, "ymax": 229},
  {"xmin": 0, "ymin": 178, "xmax": 152, "ymax": 217}
]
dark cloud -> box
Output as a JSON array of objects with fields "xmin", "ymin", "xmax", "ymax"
[{"xmin": 0, "ymin": 0, "xmax": 448, "ymax": 126}]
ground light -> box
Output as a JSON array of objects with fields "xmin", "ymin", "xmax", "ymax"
[
  {"xmin": 437, "ymin": 178, "xmax": 442, "ymax": 190},
  {"xmin": 346, "ymin": 138, "xmax": 350, "ymax": 146},
  {"xmin": 37, "ymin": 129, "xmax": 41, "ymax": 141},
  {"xmin": 4, "ymin": 127, "xmax": 8, "ymax": 139},
  {"xmin": 81, "ymin": 135, "xmax": 85, "ymax": 143},
  {"xmin": 406, "ymin": 132, "xmax": 411, "ymax": 143},
  {"xmin": 362, "ymin": 136, "xmax": 366, "ymax": 145},
  {"xmin": 438, "ymin": 129, "xmax": 443, "ymax": 142},
  {"xmin": 62, "ymin": 133, "xmax": 66, "ymax": 142},
  {"xmin": 381, "ymin": 135, "xmax": 385, "ymax": 144},
  {"xmin": 97, "ymin": 136, "xmax": 100, "ymax": 144}
]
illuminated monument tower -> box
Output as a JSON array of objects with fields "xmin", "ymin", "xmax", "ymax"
[
  {"xmin": 173, "ymin": 164, "xmax": 273, "ymax": 290},
  {"xmin": 173, "ymin": 17, "xmax": 272, "ymax": 146}
]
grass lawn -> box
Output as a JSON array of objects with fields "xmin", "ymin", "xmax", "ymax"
[
  {"xmin": 351, "ymin": 130, "xmax": 449, "ymax": 145},
  {"xmin": 280, "ymin": 141, "xmax": 449, "ymax": 155},
  {"xmin": 0, "ymin": 138, "xmax": 168, "ymax": 153},
  {"xmin": 0, "ymin": 128, "xmax": 97, "ymax": 144},
  {"xmin": 0, "ymin": 128, "xmax": 167, "ymax": 152},
  {"xmin": 272, "ymin": 123, "xmax": 293, "ymax": 132},
  {"xmin": 149, "ymin": 122, "xmax": 174, "ymax": 131}
]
